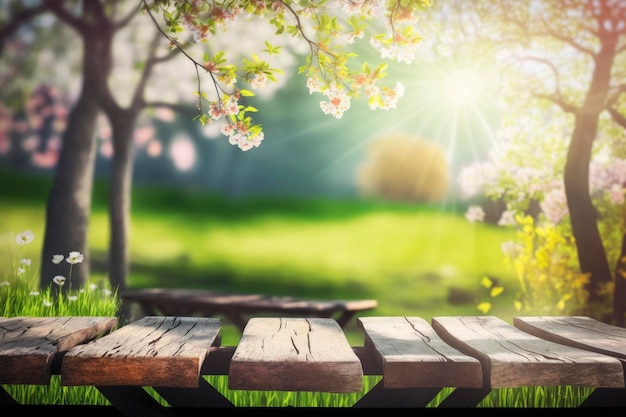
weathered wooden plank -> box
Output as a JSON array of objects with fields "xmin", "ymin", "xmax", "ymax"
[
  {"xmin": 121, "ymin": 288, "xmax": 377, "ymax": 314},
  {"xmin": 228, "ymin": 317, "xmax": 362, "ymax": 392},
  {"xmin": 514, "ymin": 316, "xmax": 626, "ymax": 407},
  {"xmin": 61, "ymin": 316, "xmax": 220, "ymax": 388},
  {"xmin": 432, "ymin": 316, "xmax": 624, "ymax": 388},
  {"xmin": 0, "ymin": 316, "xmax": 118, "ymax": 384},
  {"xmin": 514, "ymin": 316, "xmax": 626, "ymax": 360},
  {"xmin": 358, "ymin": 317, "xmax": 483, "ymax": 389},
  {"xmin": 121, "ymin": 288, "xmax": 377, "ymax": 331}
]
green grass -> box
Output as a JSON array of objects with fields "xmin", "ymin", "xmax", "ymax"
[
  {"xmin": 2, "ymin": 376, "xmax": 593, "ymax": 408},
  {"xmin": 0, "ymin": 170, "xmax": 520, "ymax": 345},
  {"xmin": 1, "ymin": 170, "xmax": 593, "ymax": 407},
  {"xmin": 0, "ymin": 256, "xmax": 120, "ymax": 407}
]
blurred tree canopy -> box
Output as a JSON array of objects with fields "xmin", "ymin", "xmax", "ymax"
[
  {"xmin": 427, "ymin": 0, "xmax": 626, "ymax": 322},
  {"xmin": 0, "ymin": 0, "xmax": 433, "ymax": 297}
]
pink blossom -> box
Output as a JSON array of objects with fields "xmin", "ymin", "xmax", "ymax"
[
  {"xmin": 501, "ymin": 240, "xmax": 522, "ymax": 258},
  {"xmin": 32, "ymin": 150, "xmax": 58, "ymax": 168},
  {"xmin": 100, "ymin": 140, "xmax": 113, "ymax": 158},
  {"xmin": 498, "ymin": 210, "xmax": 516, "ymax": 226},
  {"xmin": 465, "ymin": 205, "xmax": 485, "ymax": 222},
  {"xmin": 458, "ymin": 162, "xmax": 496, "ymax": 199},
  {"xmin": 540, "ymin": 188, "xmax": 569, "ymax": 224},
  {"xmin": 0, "ymin": 136, "xmax": 10, "ymax": 155},
  {"xmin": 368, "ymin": 82, "xmax": 405, "ymax": 110},
  {"xmin": 249, "ymin": 72, "xmax": 268, "ymax": 90},
  {"xmin": 306, "ymin": 77, "xmax": 324, "ymax": 94},
  {"xmin": 609, "ymin": 184, "xmax": 624, "ymax": 205},
  {"xmin": 134, "ymin": 126, "xmax": 155, "ymax": 147},
  {"xmin": 319, "ymin": 84, "xmax": 351, "ymax": 119},
  {"xmin": 147, "ymin": 140, "xmax": 162, "ymax": 157}
]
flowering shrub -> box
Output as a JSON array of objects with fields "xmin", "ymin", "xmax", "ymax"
[
  {"xmin": 144, "ymin": 0, "xmax": 431, "ymax": 150},
  {"xmin": 500, "ymin": 215, "xmax": 593, "ymax": 315},
  {"xmin": 356, "ymin": 132, "xmax": 449, "ymax": 203},
  {"xmin": 1, "ymin": 230, "xmax": 119, "ymax": 317},
  {"xmin": 459, "ymin": 111, "xmax": 624, "ymax": 315}
]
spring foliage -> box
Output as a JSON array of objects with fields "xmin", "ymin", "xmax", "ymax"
[{"xmin": 144, "ymin": 0, "xmax": 432, "ymax": 150}]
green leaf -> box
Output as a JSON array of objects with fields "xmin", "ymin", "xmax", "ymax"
[
  {"xmin": 263, "ymin": 41, "xmax": 282, "ymax": 55},
  {"xmin": 239, "ymin": 89, "xmax": 255, "ymax": 97}
]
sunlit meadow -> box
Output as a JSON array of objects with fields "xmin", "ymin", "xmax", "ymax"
[{"xmin": 0, "ymin": 173, "xmax": 595, "ymax": 407}]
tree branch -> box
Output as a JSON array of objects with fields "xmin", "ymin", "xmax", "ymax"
[
  {"xmin": 130, "ymin": 29, "xmax": 164, "ymax": 110},
  {"xmin": 141, "ymin": 0, "xmax": 215, "ymax": 113},
  {"xmin": 113, "ymin": 2, "xmax": 142, "ymax": 30},
  {"xmin": 513, "ymin": 55, "xmax": 580, "ymax": 112},
  {"xmin": 0, "ymin": 2, "xmax": 48, "ymax": 56},
  {"xmin": 606, "ymin": 83, "xmax": 626, "ymax": 106},
  {"xmin": 43, "ymin": 0, "xmax": 87, "ymax": 33},
  {"xmin": 143, "ymin": 101, "xmax": 198, "ymax": 115},
  {"xmin": 608, "ymin": 107, "xmax": 626, "ymax": 129},
  {"xmin": 606, "ymin": 83, "xmax": 626, "ymax": 128},
  {"xmin": 532, "ymin": 91, "xmax": 579, "ymax": 114},
  {"xmin": 542, "ymin": 27, "xmax": 596, "ymax": 57}
]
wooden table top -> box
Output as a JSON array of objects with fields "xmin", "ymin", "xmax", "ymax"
[{"xmin": 121, "ymin": 288, "xmax": 378, "ymax": 314}]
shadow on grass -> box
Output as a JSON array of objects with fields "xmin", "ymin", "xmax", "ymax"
[{"xmin": 90, "ymin": 256, "xmax": 373, "ymax": 301}]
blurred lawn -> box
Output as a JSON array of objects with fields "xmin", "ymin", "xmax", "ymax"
[{"xmin": 1, "ymin": 169, "xmax": 519, "ymax": 344}]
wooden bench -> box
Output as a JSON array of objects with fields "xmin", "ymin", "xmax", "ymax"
[
  {"xmin": 513, "ymin": 315, "xmax": 626, "ymax": 407},
  {"xmin": 2, "ymin": 314, "xmax": 626, "ymax": 414},
  {"xmin": 121, "ymin": 287, "xmax": 378, "ymax": 331},
  {"xmin": 229, "ymin": 317, "xmax": 363, "ymax": 392},
  {"xmin": 354, "ymin": 316, "xmax": 624, "ymax": 407},
  {"xmin": 0, "ymin": 316, "xmax": 118, "ymax": 385}
]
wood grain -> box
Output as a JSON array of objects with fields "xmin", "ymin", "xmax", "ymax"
[
  {"xmin": 432, "ymin": 316, "xmax": 624, "ymax": 388},
  {"xmin": 228, "ymin": 317, "xmax": 363, "ymax": 392},
  {"xmin": 358, "ymin": 316, "xmax": 483, "ymax": 388},
  {"xmin": 0, "ymin": 316, "xmax": 118, "ymax": 384},
  {"xmin": 514, "ymin": 316, "xmax": 626, "ymax": 360},
  {"xmin": 61, "ymin": 316, "xmax": 220, "ymax": 388}
]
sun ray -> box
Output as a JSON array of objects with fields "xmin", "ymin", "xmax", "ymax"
[{"xmin": 444, "ymin": 69, "xmax": 484, "ymax": 107}]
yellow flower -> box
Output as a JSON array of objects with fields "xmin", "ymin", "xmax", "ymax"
[
  {"xmin": 490, "ymin": 286, "xmax": 504, "ymax": 297},
  {"xmin": 477, "ymin": 302, "xmax": 491, "ymax": 314},
  {"xmin": 481, "ymin": 276, "xmax": 493, "ymax": 288}
]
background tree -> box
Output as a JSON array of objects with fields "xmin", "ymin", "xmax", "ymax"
[
  {"xmin": 356, "ymin": 132, "xmax": 449, "ymax": 203},
  {"xmin": 39, "ymin": 0, "xmax": 118, "ymax": 291},
  {"xmin": 39, "ymin": 0, "xmax": 302, "ymax": 294},
  {"xmin": 1, "ymin": 0, "xmax": 433, "ymax": 297},
  {"xmin": 145, "ymin": 0, "xmax": 431, "ymax": 148},
  {"xmin": 429, "ymin": 0, "xmax": 626, "ymax": 322}
]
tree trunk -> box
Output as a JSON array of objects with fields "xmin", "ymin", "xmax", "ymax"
[
  {"xmin": 564, "ymin": 112, "xmax": 612, "ymax": 303},
  {"xmin": 40, "ymin": 92, "xmax": 98, "ymax": 290},
  {"xmin": 40, "ymin": 1, "xmax": 114, "ymax": 290},
  {"xmin": 564, "ymin": 26, "xmax": 618, "ymax": 306},
  {"xmin": 97, "ymin": 29, "xmax": 164, "ymax": 312},
  {"xmin": 108, "ymin": 110, "xmax": 137, "ymax": 295},
  {"xmin": 613, "ymin": 234, "xmax": 626, "ymax": 326}
]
